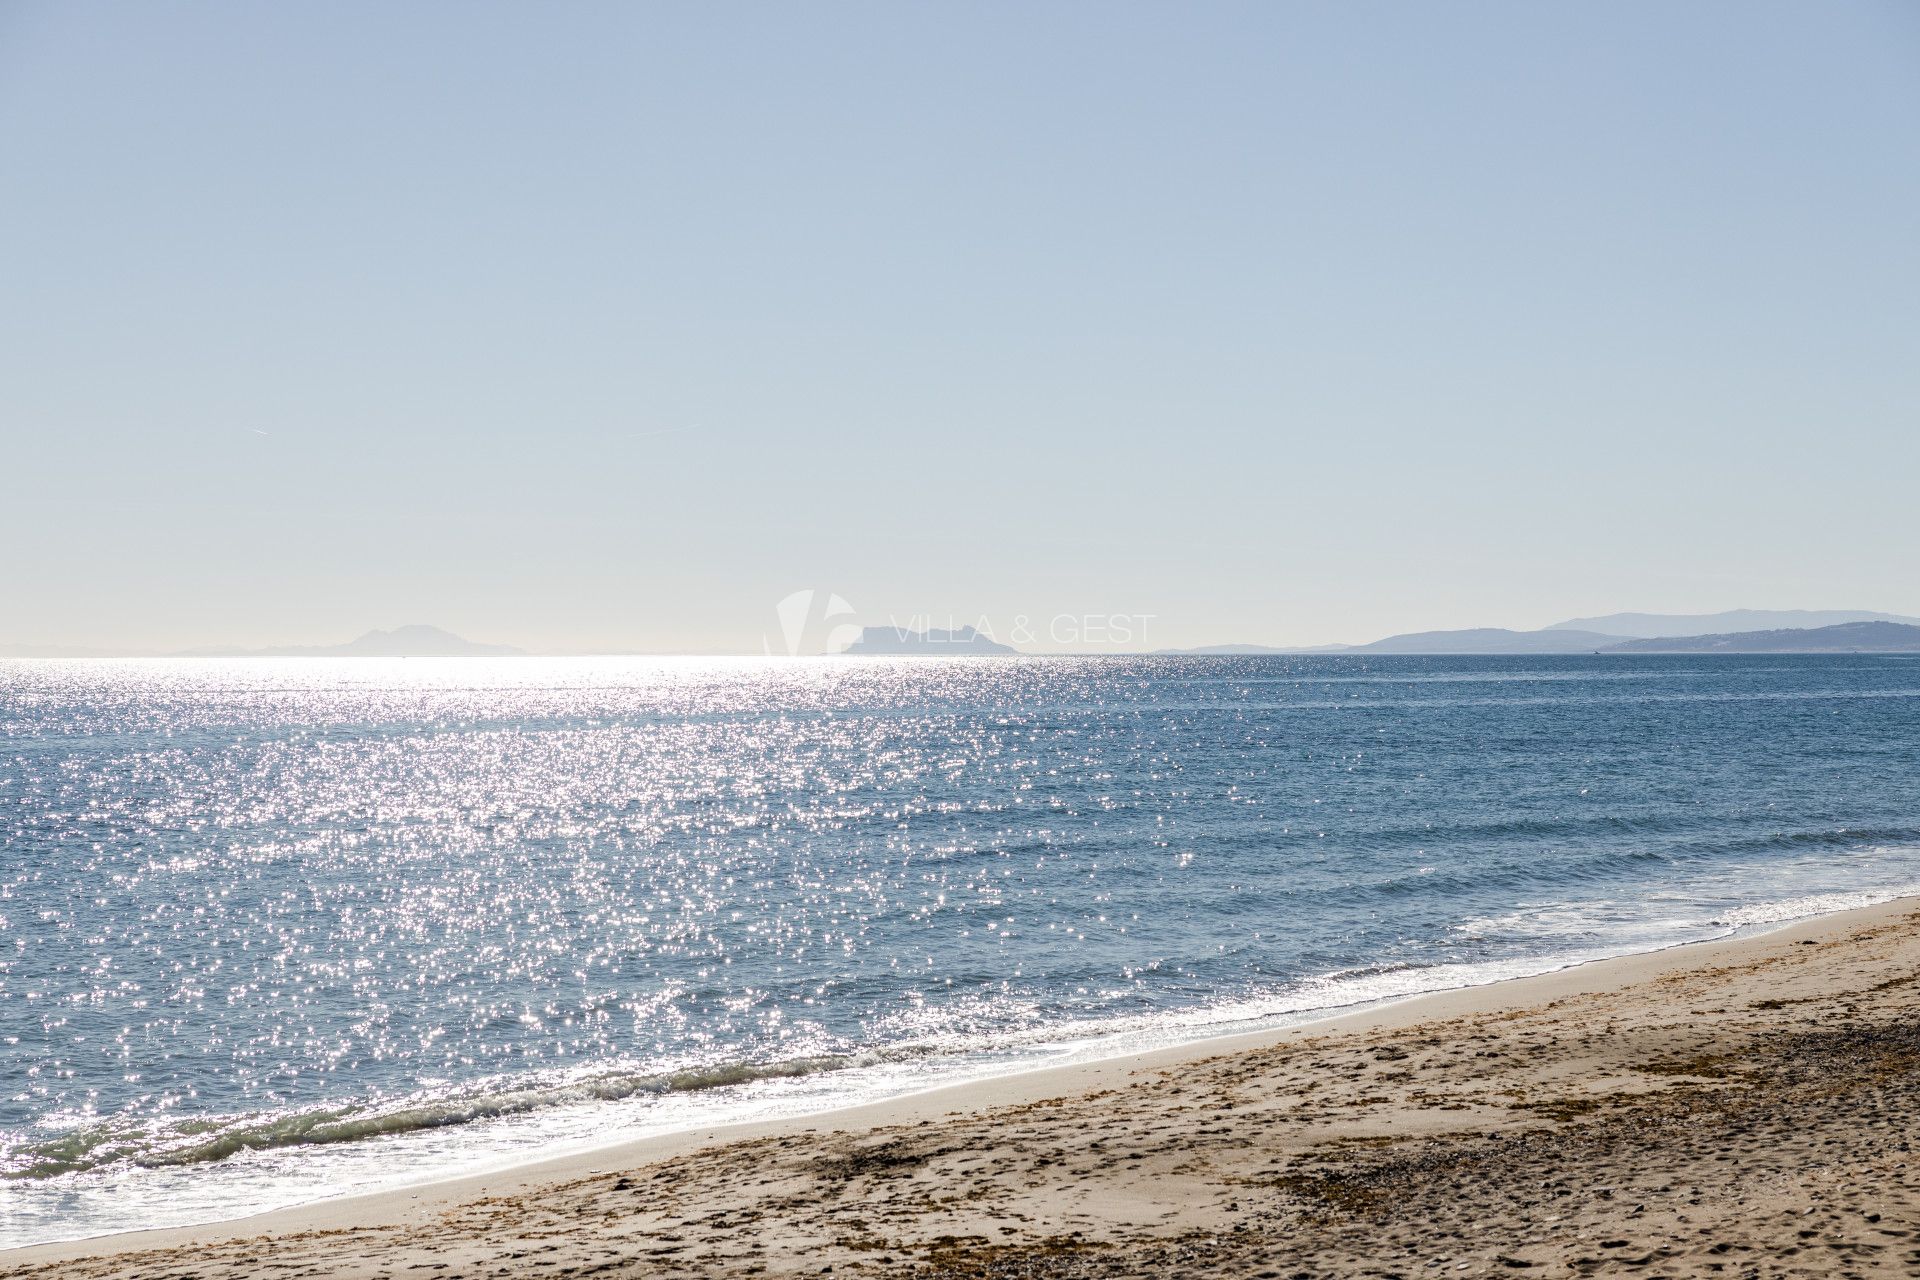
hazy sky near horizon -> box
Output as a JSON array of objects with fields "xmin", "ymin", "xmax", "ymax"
[{"xmin": 3, "ymin": 2, "xmax": 1917, "ymax": 653}]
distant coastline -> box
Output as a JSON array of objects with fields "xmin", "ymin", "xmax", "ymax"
[
  {"xmin": 1604, "ymin": 619, "xmax": 1920, "ymax": 653},
  {"xmin": 12, "ymin": 609, "xmax": 1920, "ymax": 660},
  {"xmin": 1159, "ymin": 610, "xmax": 1920, "ymax": 657}
]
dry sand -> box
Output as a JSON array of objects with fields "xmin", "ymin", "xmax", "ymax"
[{"xmin": 7, "ymin": 898, "xmax": 1919, "ymax": 1278}]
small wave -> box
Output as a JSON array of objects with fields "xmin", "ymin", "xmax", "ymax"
[
  {"xmin": 1708, "ymin": 884, "xmax": 1920, "ymax": 931},
  {"xmin": 5, "ymin": 1048, "xmax": 935, "ymax": 1181},
  {"xmin": 14, "ymin": 872, "xmax": 1920, "ymax": 1187}
]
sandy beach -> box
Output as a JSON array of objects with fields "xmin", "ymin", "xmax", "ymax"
[{"xmin": 7, "ymin": 897, "xmax": 1918, "ymax": 1279}]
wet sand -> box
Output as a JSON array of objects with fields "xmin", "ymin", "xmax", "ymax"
[{"xmin": 7, "ymin": 897, "xmax": 1919, "ymax": 1278}]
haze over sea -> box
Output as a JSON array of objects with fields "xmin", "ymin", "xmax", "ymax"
[{"xmin": 6, "ymin": 653, "xmax": 1920, "ymax": 1246}]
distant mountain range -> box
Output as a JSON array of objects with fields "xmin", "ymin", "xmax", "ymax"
[
  {"xmin": 1158, "ymin": 609, "xmax": 1920, "ymax": 656},
  {"xmin": 1606, "ymin": 621, "xmax": 1920, "ymax": 653},
  {"xmin": 841, "ymin": 625, "xmax": 1017, "ymax": 655},
  {"xmin": 11, "ymin": 612, "xmax": 1920, "ymax": 661},
  {"xmin": 1544, "ymin": 609, "xmax": 1920, "ymax": 639}
]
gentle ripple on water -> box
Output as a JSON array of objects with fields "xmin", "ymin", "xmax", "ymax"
[{"xmin": 4, "ymin": 653, "xmax": 1920, "ymax": 1245}]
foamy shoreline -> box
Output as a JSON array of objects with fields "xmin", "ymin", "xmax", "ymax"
[
  {"xmin": 14, "ymin": 883, "xmax": 1911, "ymax": 1254},
  {"xmin": 10, "ymin": 892, "xmax": 1917, "ymax": 1276}
]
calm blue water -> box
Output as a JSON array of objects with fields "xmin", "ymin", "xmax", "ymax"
[{"xmin": 5, "ymin": 654, "xmax": 1920, "ymax": 1245}]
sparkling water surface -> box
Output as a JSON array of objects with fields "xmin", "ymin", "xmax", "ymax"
[{"xmin": 5, "ymin": 654, "xmax": 1920, "ymax": 1245}]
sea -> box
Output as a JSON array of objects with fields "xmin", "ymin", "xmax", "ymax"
[{"xmin": 5, "ymin": 653, "xmax": 1920, "ymax": 1247}]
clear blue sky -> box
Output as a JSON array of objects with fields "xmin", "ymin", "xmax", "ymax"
[{"xmin": 3, "ymin": 2, "xmax": 1916, "ymax": 653}]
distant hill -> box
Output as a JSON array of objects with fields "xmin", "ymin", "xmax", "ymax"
[
  {"xmin": 185, "ymin": 625, "xmax": 524, "ymax": 657},
  {"xmin": 1547, "ymin": 609, "xmax": 1920, "ymax": 639},
  {"xmin": 1606, "ymin": 621, "xmax": 1920, "ymax": 653},
  {"xmin": 842, "ymin": 625, "xmax": 1018, "ymax": 655},
  {"xmin": 1346, "ymin": 627, "xmax": 1621, "ymax": 655}
]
